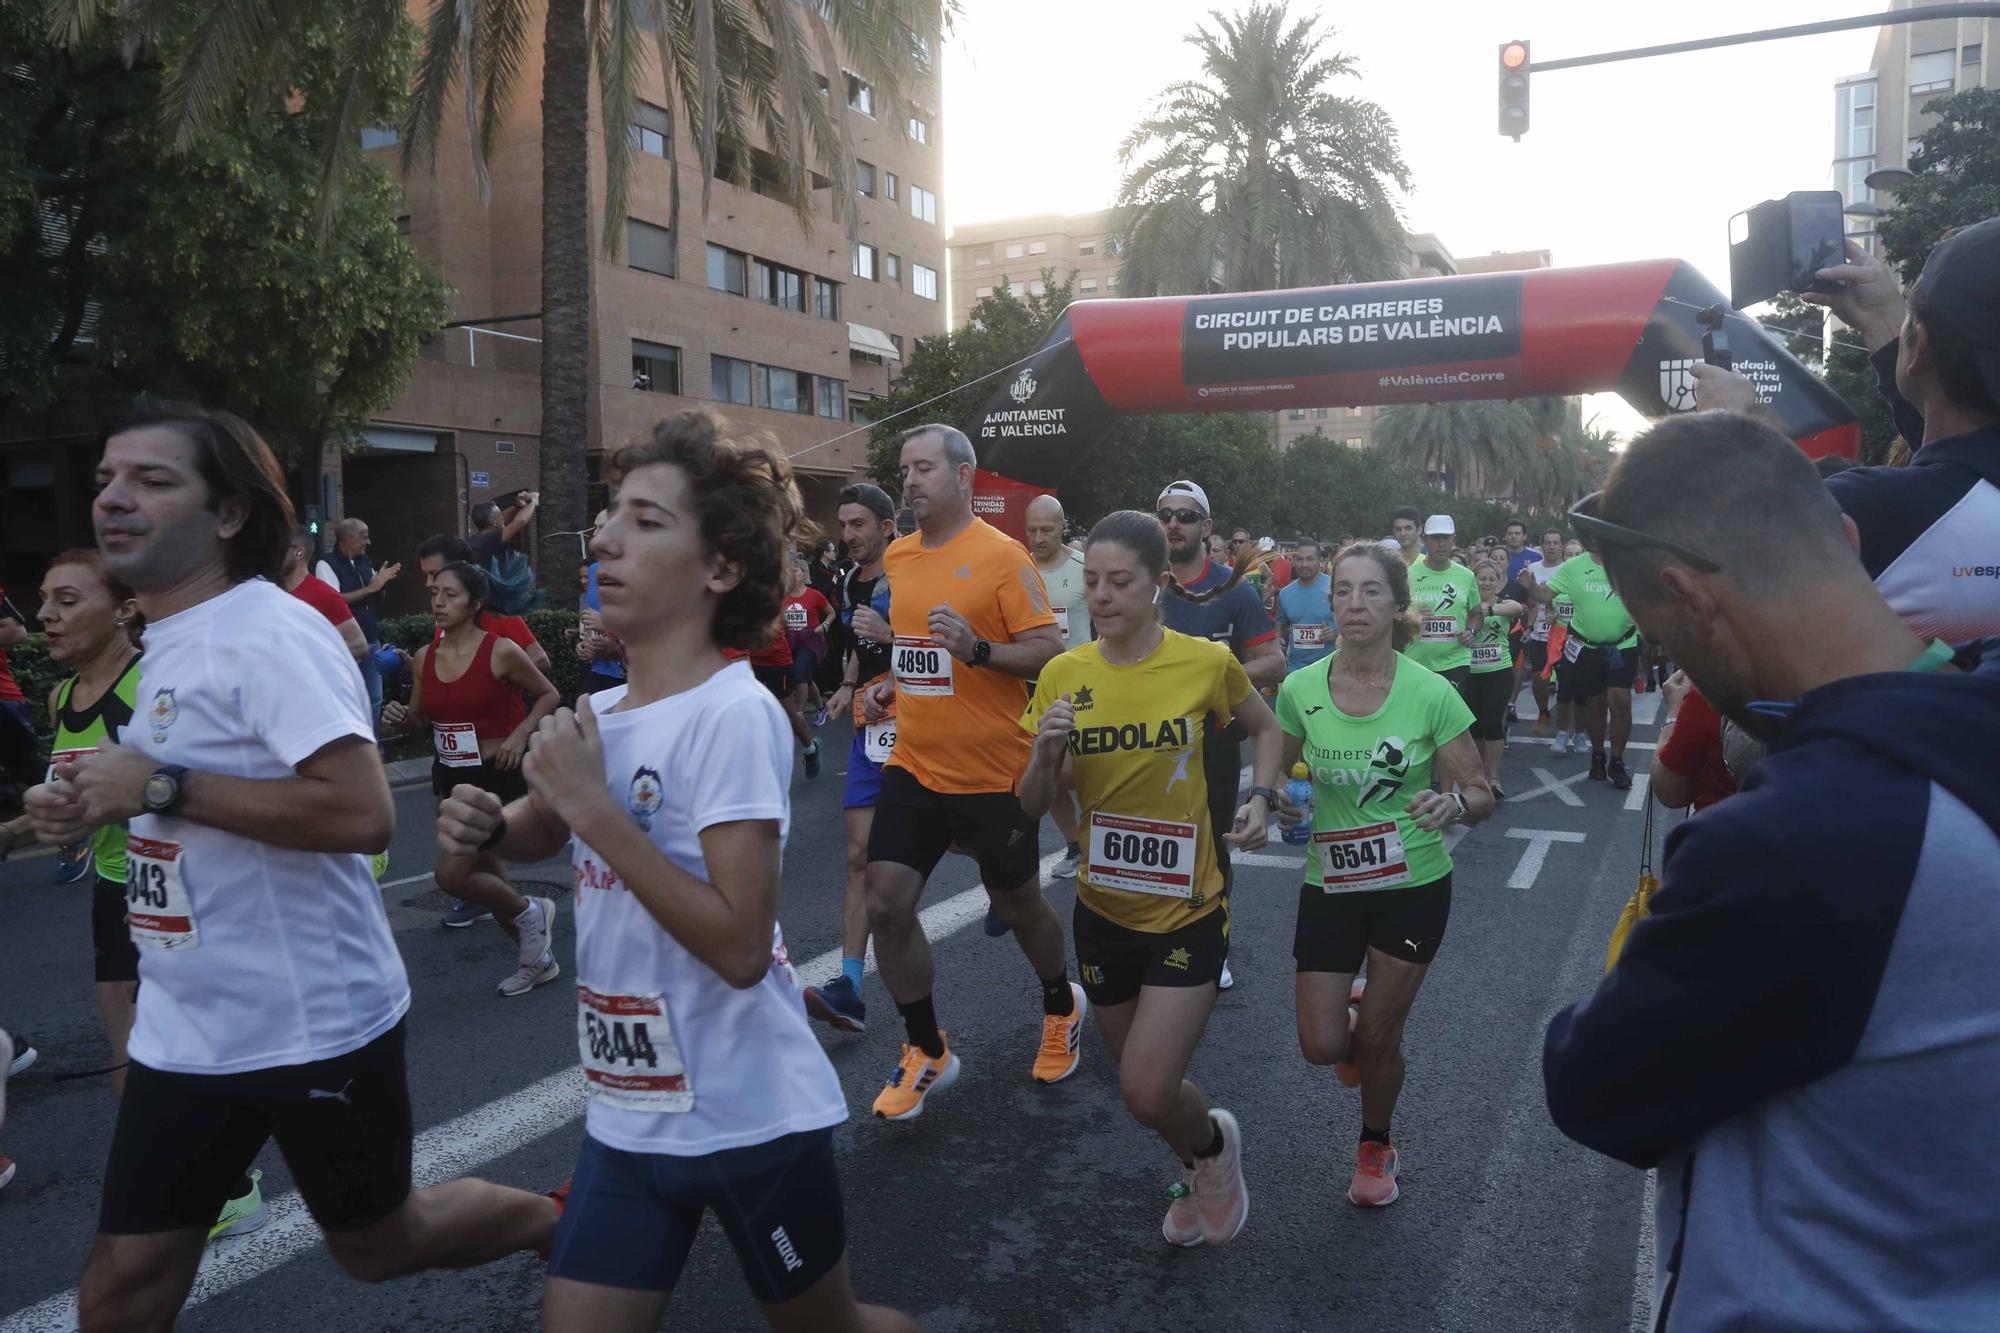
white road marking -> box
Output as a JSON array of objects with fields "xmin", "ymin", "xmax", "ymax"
[
  {"xmin": 379, "ymin": 870, "xmax": 434, "ymax": 890},
  {"xmin": 1623, "ymin": 773, "xmax": 1652, "ymax": 813},
  {"xmin": 0, "ymin": 849, "xmax": 1063, "ymax": 1332},
  {"xmin": 1631, "ymin": 1168, "xmax": 1658, "ymax": 1332},
  {"xmin": 1512, "ymin": 767, "xmax": 1589, "ymax": 807},
  {"xmin": 1504, "ymin": 828, "xmax": 1588, "ymax": 889},
  {"xmin": 1512, "ymin": 737, "xmax": 1658, "ymax": 752}
]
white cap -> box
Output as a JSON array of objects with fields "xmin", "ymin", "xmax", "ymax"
[
  {"xmin": 1378, "ymin": 538, "xmax": 1405, "ymax": 553},
  {"xmin": 1423, "ymin": 514, "xmax": 1456, "ymax": 537},
  {"xmin": 1157, "ymin": 479, "xmax": 1211, "ymax": 516}
]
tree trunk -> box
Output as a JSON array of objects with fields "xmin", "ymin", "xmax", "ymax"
[{"xmin": 537, "ymin": 0, "xmax": 592, "ymax": 600}]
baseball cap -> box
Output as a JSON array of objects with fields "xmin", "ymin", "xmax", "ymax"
[
  {"xmin": 1157, "ymin": 480, "xmax": 1211, "ymax": 516},
  {"xmin": 1911, "ymin": 216, "xmax": 2000, "ymax": 406},
  {"xmin": 838, "ymin": 481, "xmax": 897, "ymax": 521},
  {"xmin": 1423, "ymin": 514, "xmax": 1456, "ymax": 537}
]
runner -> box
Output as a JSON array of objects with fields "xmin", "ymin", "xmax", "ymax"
[
  {"xmin": 1155, "ymin": 479, "xmax": 1283, "ymax": 994},
  {"xmin": 1020, "ymin": 510, "xmax": 1279, "ymax": 1247},
  {"xmin": 382, "ymin": 561, "xmax": 563, "ymax": 996},
  {"xmin": 861, "ymin": 423, "xmax": 1075, "ymax": 1121},
  {"xmin": 1465, "ymin": 559, "xmax": 1527, "ymax": 800},
  {"xmin": 747, "ymin": 605, "xmax": 823, "ymax": 782},
  {"xmin": 1546, "ymin": 538, "xmax": 1586, "ymax": 753},
  {"xmin": 1524, "ymin": 509, "xmax": 1639, "ymax": 790},
  {"xmin": 1404, "ymin": 516, "xmax": 1480, "ymax": 700},
  {"xmin": 1275, "ymin": 539, "xmax": 1335, "ymax": 671},
  {"xmin": 1024, "ymin": 493, "xmax": 1089, "ymax": 880},
  {"xmin": 437, "ymin": 410, "xmax": 917, "ymax": 1332},
  {"xmin": 1389, "ymin": 506, "xmax": 1422, "ymax": 567},
  {"xmin": 22, "ymin": 398, "xmax": 558, "ymax": 1329},
  {"xmin": 801, "ymin": 483, "xmax": 900, "ymax": 1034},
  {"xmin": 1277, "ymin": 541, "xmax": 1492, "ymax": 1208},
  {"xmin": 782, "ymin": 560, "xmax": 834, "ymax": 727},
  {"xmin": 416, "ymin": 535, "xmax": 554, "ymax": 674},
  {"xmin": 1520, "ymin": 528, "xmax": 1565, "ymax": 738},
  {"xmin": 1498, "ymin": 521, "xmax": 1542, "ymax": 722}
]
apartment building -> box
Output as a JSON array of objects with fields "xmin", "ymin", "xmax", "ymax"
[{"xmin": 947, "ymin": 209, "xmax": 1123, "ymax": 320}]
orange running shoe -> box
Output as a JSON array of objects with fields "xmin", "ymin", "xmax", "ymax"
[
  {"xmin": 1348, "ymin": 1139, "xmax": 1400, "ymax": 1207},
  {"xmin": 873, "ymin": 1036, "xmax": 960, "ymax": 1121},
  {"xmin": 1335, "ymin": 978, "xmax": 1365, "ymax": 1087},
  {"xmin": 1032, "ymin": 984, "xmax": 1089, "ymax": 1084}
]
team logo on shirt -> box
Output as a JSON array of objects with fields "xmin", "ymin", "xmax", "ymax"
[
  {"xmin": 1071, "ymin": 686, "xmax": 1094, "ymax": 712},
  {"xmin": 148, "ymin": 688, "xmax": 178, "ymax": 743},
  {"xmin": 1428, "ymin": 582, "xmax": 1460, "ymax": 614},
  {"xmin": 1164, "ymin": 947, "xmax": 1191, "ymax": 971},
  {"xmin": 1357, "ymin": 736, "xmax": 1411, "ymax": 808},
  {"xmin": 627, "ymin": 766, "xmax": 665, "ymax": 831}
]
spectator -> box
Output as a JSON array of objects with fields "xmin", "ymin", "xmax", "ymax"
[
  {"xmin": 808, "ymin": 537, "xmax": 846, "ymax": 697},
  {"xmin": 1542, "ymin": 410, "xmax": 2000, "ymax": 1330},
  {"xmin": 1390, "ymin": 505, "xmax": 1421, "ymax": 566},
  {"xmin": 283, "ymin": 528, "xmax": 369, "ymax": 660},
  {"xmin": 467, "ymin": 489, "xmax": 539, "ymax": 615},
  {"xmin": 315, "ymin": 517, "xmax": 399, "ymax": 725}
]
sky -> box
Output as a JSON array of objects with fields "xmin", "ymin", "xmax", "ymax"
[{"xmin": 940, "ymin": 0, "xmax": 1885, "ymax": 436}]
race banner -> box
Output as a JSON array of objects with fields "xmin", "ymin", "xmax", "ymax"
[{"xmin": 965, "ymin": 259, "xmax": 1859, "ymax": 488}]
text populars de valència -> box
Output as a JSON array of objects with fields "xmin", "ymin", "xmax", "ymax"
[{"xmin": 1194, "ymin": 299, "xmax": 1504, "ymax": 352}]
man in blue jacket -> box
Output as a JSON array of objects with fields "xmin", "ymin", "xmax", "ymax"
[{"xmin": 1542, "ymin": 410, "xmax": 2000, "ymax": 1332}]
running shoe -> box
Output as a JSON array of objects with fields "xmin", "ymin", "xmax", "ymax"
[
  {"xmin": 1053, "ymin": 847, "xmax": 1081, "ymax": 880},
  {"xmin": 802, "ymin": 740, "xmax": 822, "ymax": 780},
  {"xmin": 209, "ymin": 1169, "xmax": 268, "ymax": 1241},
  {"xmin": 1335, "ymin": 979, "xmax": 1364, "ymax": 1088},
  {"xmin": 1348, "ymin": 1140, "xmax": 1400, "ymax": 1207},
  {"xmin": 811, "ymin": 707, "xmax": 829, "ymax": 728},
  {"xmin": 1505, "ymin": 704, "xmax": 1518, "ymax": 724},
  {"xmin": 1218, "ymin": 961, "xmax": 1234, "ymax": 991},
  {"xmin": 1550, "ymin": 730, "xmax": 1570, "ymax": 754},
  {"xmin": 0, "ymin": 1154, "xmax": 15, "ymax": 1191},
  {"xmin": 1607, "ymin": 757, "xmax": 1633, "ymax": 791},
  {"xmin": 515, "ymin": 896, "xmax": 556, "ymax": 970},
  {"xmin": 1163, "ymin": 1165, "xmax": 1203, "ymax": 1247},
  {"xmin": 1588, "ymin": 751, "xmax": 1608, "ymax": 783},
  {"xmin": 54, "ymin": 840, "xmax": 93, "ymax": 884},
  {"xmin": 873, "ymin": 1037, "xmax": 960, "ymax": 1121},
  {"xmin": 538, "ymin": 1179, "xmax": 572, "ymax": 1260},
  {"xmin": 803, "ymin": 975, "xmax": 868, "ymax": 1033},
  {"xmin": 1192, "ymin": 1109, "xmax": 1249, "ymax": 1245},
  {"xmin": 0, "ymin": 1029, "xmax": 13, "ymax": 1127},
  {"xmin": 1031, "ymin": 984, "xmax": 1088, "ymax": 1084},
  {"xmin": 1491, "ymin": 782, "xmax": 1507, "ymax": 802},
  {"xmin": 5, "ymin": 1032, "xmax": 35, "ymax": 1079},
  {"xmin": 499, "ymin": 953, "xmax": 561, "ymax": 997},
  {"xmin": 441, "ymin": 900, "xmax": 493, "ymax": 929},
  {"xmin": 982, "ymin": 907, "xmax": 1012, "ymax": 937},
  {"xmin": 1531, "ymin": 716, "xmax": 1551, "ymax": 739}
]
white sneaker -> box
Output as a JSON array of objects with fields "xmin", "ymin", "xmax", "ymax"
[
  {"xmin": 1551, "ymin": 730, "xmax": 1570, "ymax": 755},
  {"xmin": 1162, "ymin": 1162, "xmax": 1203, "ymax": 1247},
  {"xmin": 1191, "ymin": 1108, "xmax": 1249, "ymax": 1245},
  {"xmin": 1053, "ymin": 848, "xmax": 1081, "ymax": 880},
  {"xmin": 1218, "ymin": 961, "xmax": 1234, "ymax": 991},
  {"xmin": 498, "ymin": 953, "xmax": 561, "ymax": 997},
  {"xmin": 515, "ymin": 896, "xmax": 556, "ymax": 969}
]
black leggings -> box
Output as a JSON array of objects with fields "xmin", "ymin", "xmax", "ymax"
[{"xmin": 1465, "ymin": 668, "xmax": 1514, "ymax": 742}]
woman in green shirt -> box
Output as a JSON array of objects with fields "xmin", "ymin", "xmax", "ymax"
[
  {"xmin": 1275, "ymin": 543, "xmax": 1492, "ymax": 1209},
  {"xmin": 1464, "ymin": 560, "xmax": 1527, "ymax": 799}
]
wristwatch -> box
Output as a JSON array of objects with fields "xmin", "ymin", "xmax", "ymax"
[
  {"xmin": 1449, "ymin": 791, "xmax": 1469, "ymax": 818},
  {"xmin": 1245, "ymin": 786, "xmax": 1282, "ymax": 808},
  {"xmin": 143, "ymin": 764, "xmax": 191, "ymax": 816},
  {"xmin": 969, "ymin": 639, "xmax": 993, "ymax": 667}
]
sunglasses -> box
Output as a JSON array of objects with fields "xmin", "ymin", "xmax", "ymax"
[
  {"xmin": 1567, "ymin": 491, "xmax": 1722, "ymax": 573},
  {"xmin": 1156, "ymin": 508, "xmax": 1205, "ymax": 526}
]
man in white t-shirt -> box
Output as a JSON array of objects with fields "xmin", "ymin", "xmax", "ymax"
[
  {"xmin": 25, "ymin": 397, "xmax": 558, "ymax": 1329},
  {"xmin": 1520, "ymin": 527, "xmax": 1566, "ymax": 737},
  {"xmin": 1023, "ymin": 493, "xmax": 1088, "ymax": 880}
]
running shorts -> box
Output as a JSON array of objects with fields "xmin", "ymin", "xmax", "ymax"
[
  {"xmin": 842, "ymin": 729, "xmax": 884, "ymax": 810},
  {"xmin": 788, "ymin": 645, "xmax": 822, "ymax": 691},
  {"xmin": 1204, "ymin": 729, "xmax": 1243, "ymax": 891},
  {"xmin": 547, "ymin": 1127, "xmax": 843, "ymax": 1302},
  {"xmin": 753, "ymin": 664, "xmax": 792, "ymax": 700},
  {"xmin": 1294, "ymin": 874, "xmax": 1453, "ymax": 974},
  {"xmin": 94, "ymin": 873, "xmax": 139, "ymax": 984},
  {"xmin": 431, "ymin": 758, "xmax": 530, "ymax": 805},
  {"xmin": 1523, "ymin": 637, "xmax": 1550, "ymax": 674},
  {"xmin": 1465, "ymin": 669, "xmax": 1514, "ymax": 743},
  {"xmin": 867, "ymin": 765, "xmax": 1041, "ymax": 891},
  {"xmin": 100, "ymin": 1020, "xmax": 413, "ymax": 1235},
  {"xmin": 1073, "ymin": 898, "xmax": 1227, "ymax": 1008},
  {"xmin": 1557, "ymin": 643, "xmax": 1631, "ymax": 704}
]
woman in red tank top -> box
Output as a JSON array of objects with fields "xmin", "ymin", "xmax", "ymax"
[{"xmin": 382, "ymin": 562, "xmax": 564, "ymax": 997}]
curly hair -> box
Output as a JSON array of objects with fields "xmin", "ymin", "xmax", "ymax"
[
  {"xmin": 609, "ymin": 411, "xmax": 809, "ymax": 652},
  {"xmin": 1329, "ymin": 542, "xmax": 1420, "ymax": 652}
]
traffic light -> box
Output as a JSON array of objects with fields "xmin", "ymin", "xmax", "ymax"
[
  {"xmin": 1498, "ymin": 40, "xmax": 1530, "ymax": 139},
  {"xmin": 305, "ymin": 504, "xmax": 321, "ymax": 538}
]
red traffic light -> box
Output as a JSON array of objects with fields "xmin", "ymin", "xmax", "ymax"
[{"xmin": 1501, "ymin": 41, "xmax": 1529, "ymax": 70}]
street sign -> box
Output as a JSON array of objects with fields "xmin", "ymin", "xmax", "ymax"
[{"xmin": 470, "ymin": 470, "xmax": 490, "ymax": 489}]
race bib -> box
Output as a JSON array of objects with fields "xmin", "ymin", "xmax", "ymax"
[
  {"xmin": 1471, "ymin": 643, "xmax": 1506, "ymax": 669},
  {"xmin": 577, "ymin": 987, "xmax": 691, "ymax": 1113},
  {"xmin": 784, "ymin": 604, "xmax": 809, "ymax": 631},
  {"xmin": 1563, "ymin": 635, "xmax": 1583, "ymax": 664},
  {"xmin": 1087, "ymin": 812, "xmax": 1198, "ymax": 898},
  {"xmin": 1554, "ymin": 597, "xmax": 1575, "ymax": 625},
  {"xmin": 1054, "ymin": 607, "xmax": 1071, "ymax": 644},
  {"xmin": 46, "ymin": 747, "xmax": 93, "ymax": 781},
  {"xmin": 1293, "ymin": 622, "xmax": 1327, "ymax": 648},
  {"xmin": 1313, "ymin": 820, "xmax": 1411, "ymax": 892},
  {"xmin": 1420, "ymin": 616, "xmax": 1457, "ymax": 643},
  {"xmin": 862, "ymin": 719, "xmax": 897, "ymax": 765},
  {"xmin": 892, "ymin": 636, "xmax": 954, "ymax": 697},
  {"xmin": 127, "ymin": 835, "xmax": 199, "ymax": 949},
  {"xmin": 432, "ymin": 722, "xmax": 481, "ymax": 768}
]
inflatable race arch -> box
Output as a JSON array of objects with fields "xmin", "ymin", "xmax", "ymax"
[{"xmin": 961, "ymin": 260, "xmax": 1859, "ymax": 502}]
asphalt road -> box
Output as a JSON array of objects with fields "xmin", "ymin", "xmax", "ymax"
[{"xmin": 0, "ymin": 688, "xmax": 1673, "ymax": 1332}]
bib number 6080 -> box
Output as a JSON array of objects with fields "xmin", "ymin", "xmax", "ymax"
[{"xmin": 1099, "ymin": 831, "xmax": 1182, "ymax": 870}]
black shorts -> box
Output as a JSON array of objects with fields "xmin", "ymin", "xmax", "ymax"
[
  {"xmin": 1523, "ymin": 637, "xmax": 1550, "ymax": 674},
  {"xmin": 100, "ymin": 1019, "xmax": 413, "ymax": 1235},
  {"xmin": 431, "ymin": 758, "xmax": 529, "ymax": 805},
  {"xmin": 1465, "ymin": 669, "xmax": 1514, "ymax": 742},
  {"xmin": 867, "ymin": 765, "xmax": 1041, "ymax": 891},
  {"xmin": 93, "ymin": 873, "xmax": 140, "ymax": 984},
  {"xmin": 1556, "ymin": 643, "xmax": 1633, "ymax": 704},
  {"xmin": 753, "ymin": 664, "xmax": 793, "ymax": 699},
  {"xmin": 1073, "ymin": 898, "xmax": 1227, "ymax": 1008},
  {"xmin": 547, "ymin": 1128, "xmax": 843, "ymax": 1302},
  {"xmin": 0, "ymin": 698, "xmax": 41, "ymax": 785},
  {"xmin": 1294, "ymin": 874, "xmax": 1453, "ymax": 974},
  {"xmin": 1435, "ymin": 665, "xmax": 1472, "ymax": 699}
]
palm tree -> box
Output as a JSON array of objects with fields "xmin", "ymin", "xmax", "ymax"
[
  {"xmin": 1517, "ymin": 412, "xmax": 1618, "ymax": 515},
  {"xmin": 53, "ymin": 0, "xmax": 936, "ymax": 595},
  {"xmin": 1373, "ymin": 400, "xmax": 1535, "ymax": 498},
  {"xmin": 1112, "ymin": 2, "xmax": 1410, "ymax": 296}
]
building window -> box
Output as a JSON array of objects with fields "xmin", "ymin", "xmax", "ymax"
[
  {"xmin": 629, "ymin": 219, "xmax": 676, "ymax": 277},
  {"xmin": 628, "ymin": 101, "xmax": 669, "ymax": 157},
  {"xmin": 815, "ymin": 277, "xmax": 839, "ymax": 321},
  {"xmin": 883, "ymin": 171, "xmax": 898, "ymax": 202},
  {"xmin": 712, "ymin": 354, "xmax": 753, "ymax": 405},
  {"xmin": 845, "ymin": 73, "xmax": 873, "ymax": 116},
  {"xmin": 907, "ymin": 115, "xmax": 928, "ymax": 144},
  {"xmin": 757, "ymin": 364, "xmax": 804, "ymax": 414},
  {"xmin": 1079, "ymin": 241, "xmax": 1096, "ymax": 256},
  {"xmin": 975, "ymin": 285, "xmax": 993, "ymax": 298},
  {"xmin": 910, "ymin": 185, "xmax": 937, "ymax": 225},
  {"xmin": 816, "ymin": 377, "xmax": 846, "ymax": 419},
  {"xmin": 1028, "ymin": 240, "xmax": 1047, "ymax": 255},
  {"xmin": 849, "ymin": 394, "xmax": 877, "ymax": 424},
  {"xmin": 911, "ymin": 33, "xmax": 932, "ymax": 68},
  {"xmin": 1079, "ymin": 278, "xmax": 1097, "ymax": 293},
  {"xmin": 631, "ymin": 340, "xmax": 681, "ymax": 394},
  {"xmin": 1289, "ymin": 409, "xmax": 1306, "ymax": 420},
  {"xmin": 913, "ymin": 264, "xmax": 938, "ymax": 300},
  {"xmin": 1106, "ymin": 274, "xmax": 1119, "ymax": 290},
  {"xmin": 853, "ymin": 243, "xmax": 877, "ymax": 281},
  {"xmin": 755, "ymin": 258, "xmax": 806, "ymax": 313},
  {"xmin": 1027, "ymin": 278, "xmax": 1046, "ymax": 296},
  {"xmin": 394, "ymin": 214, "xmax": 411, "ymax": 235},
  {"xmin": 885, "ymin": 252, "xmax": 901, "ymax": 285},
  {"xmin": 360, "ymin": 125, "xmax": 398, "ymax": 150},
  {"xmin": 855, "ymin": 160, "xmax": 876, "ymax": 197},
  {"xmin": 1965, "ymin": 44, "xmax": 1983, "ymax": 66},
  {"xmin": 1005, "ymin": 242, "xmax": 1025, "ymax": 259},
  {"xmin": 889, "ymin": 333, "xmax": 903, "ymax": 357},
  {"xmin": 1909, "ymin": 49, "xmax": 1955, "ymax": 94},
  {"xmin": 1311, "ymin": 407, "xmax": 1329, "ymax": 419},
  {"xmin": 706, "ymin": 242, "xmax": 747, "ymax": 295}
]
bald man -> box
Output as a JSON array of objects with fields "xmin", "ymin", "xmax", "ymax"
[{"xmin": 1023, "ymin": 494, "xmax": 1088, "ymax": 880}]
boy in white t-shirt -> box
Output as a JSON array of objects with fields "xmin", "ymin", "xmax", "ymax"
[{"xmin": 439, "ymin": 412, "xmax": 915, "ymax": 1332}]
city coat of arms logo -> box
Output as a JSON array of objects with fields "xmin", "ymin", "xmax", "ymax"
[{"xmin": 1009, "ymin": 366, "xmax": 1037, "ymax": 404}]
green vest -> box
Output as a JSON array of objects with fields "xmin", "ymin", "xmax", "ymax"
[{"xmin": 53, "ymin": 655, "xmax": 142, "ymax": 884}]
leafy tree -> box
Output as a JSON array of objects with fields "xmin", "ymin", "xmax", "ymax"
[
  {"xmin": 1269, "ymin": 433, "xmax": 1525, "ymax": 545},
  {"xmin": 2, "ymin": 2, "xmax": 447, "ymax": 474},
  {"xmin": 1876, "ymin": 86, "xmax": 2000, "ymax": 284},
  {"xmin": 1372, "ymin": 399, "xmax": 1535, "ymax": 498},
  {"xmin": 1112, "ymin": 2, "xmax": 1410, "ymax": 297},
  {"xmin": 1753, "ymin": 290, "xmax": 1897, "ymax": 463}
]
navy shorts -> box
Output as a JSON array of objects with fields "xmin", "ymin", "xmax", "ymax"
[
  {"xmin": 842, "ymin": 729, "xmax": 886, "ymax": 810},
  {"xmin": 547, "ymin": 1128, "xmax": 844, "ymax": 1303}
]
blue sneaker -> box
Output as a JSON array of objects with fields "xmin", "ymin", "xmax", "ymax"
[
  {"xmin": 55, "ymin": 840, "xmax": 93, "ymax": 884},
  {"xmin": 983, "ymin": 907, "xmax": 1012, "ymax": 938},
  {"xmin": 440, "ymin": 900, "xmax": 493, "ymax": 929},
  {"xmin": 803, "ymin": 975, "xmax": 867, "ymax": 1033}
]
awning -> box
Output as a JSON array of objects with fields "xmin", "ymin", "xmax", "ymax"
[{"xmin": 848, "ymin": 322, "xmax": 901, "ymax": 360}]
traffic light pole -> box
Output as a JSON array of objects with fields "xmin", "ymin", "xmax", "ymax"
[{"xmin": 1526, "ymin": 3, "xmax": 2000, "ymax": 76}]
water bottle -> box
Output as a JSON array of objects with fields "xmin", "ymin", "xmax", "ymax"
[{"xmin": 1282, "ymin": 762, "xmax": 1314, "ymax": 845}]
